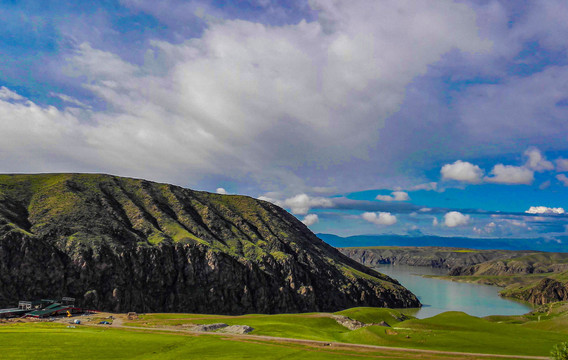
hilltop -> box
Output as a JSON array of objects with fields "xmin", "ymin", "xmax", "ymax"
[{"xmin": 0, "ymin": 173, "xmax": 419, "ymax": 313}]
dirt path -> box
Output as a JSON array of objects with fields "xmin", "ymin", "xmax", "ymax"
[{"xmin": 98, "ymin": 321, "xmax": 547, "ymax": 360}]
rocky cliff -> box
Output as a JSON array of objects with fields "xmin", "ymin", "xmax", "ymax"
[
  {"xmin": 448, "ymin": 253, "xmax": 568, "ymax": 276},
  {"xmin": 0, "ymin": 174, "xmax": 419, "ymax": 313},
  {"xmin": 502, "ymin": 277, "xmax": 568, "ymax": 305},
  {"xmin": 339, "ymin": 247, "xmax": 532, "ymax": 270}
]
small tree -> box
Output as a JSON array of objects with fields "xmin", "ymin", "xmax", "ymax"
[{"xmin": 551, "ymin": 342, "xmax": 568, "ymax": 360}]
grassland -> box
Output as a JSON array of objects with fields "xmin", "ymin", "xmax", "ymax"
[{"xmin": 3, "ymin": 306, "xmax": 567, "ymax": 359}]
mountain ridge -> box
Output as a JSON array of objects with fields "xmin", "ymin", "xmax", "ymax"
[{"xmin": 0, "ymin": 173, "xmax": 419, "ymax": 313}]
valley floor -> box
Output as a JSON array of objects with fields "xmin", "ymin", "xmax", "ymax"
[{"xmin": 3, "ymin": 305, "xmax": 568, "ymax": 359}]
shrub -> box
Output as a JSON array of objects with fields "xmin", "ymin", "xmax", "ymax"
[{"xmin": 551, "ymin": 342, "xmax": 568, "ymax": 360}]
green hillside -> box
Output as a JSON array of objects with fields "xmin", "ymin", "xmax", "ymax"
[{"xmin": 0, "ymin": 173, "xmax": 419, "ymax": 314}]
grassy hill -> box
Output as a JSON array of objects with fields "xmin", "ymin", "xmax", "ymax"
[
  {"xmin": 3, "ymin": 305, "xmax": 568, "ymax": 358},
  {"xmin": 0, "ymin": 173, "xmax": 419, "ymax": 314}
]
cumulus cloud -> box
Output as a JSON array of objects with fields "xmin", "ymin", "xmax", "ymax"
[
  {"xmin": 376, "ymin": 191, "xmax": 410, "ymax": 202},
  {"xmin": 301, "ymin": 214, "xmax": 319, "ymax": 226},
  {"xmin": 258, "ymin": 195, "xmax": 284, "ymax": 207},
  {"xmin": 0, "ymin": 87, "xmax": 25, "ymax": 102},
  {"xmin": 557, "ymin": 158, "xmax": 568, "ymax": 172},
  {"xmin": 557, "ymin": 174, "xmax": 568, "ymax": 187},
  {"xmin": 526, "ymin": 206, "xmax": 565, "ymax": 215},
  {"xmin": 473, "ymin": 221, "xmax": 496, "ymax": 235},
  {"xmin": 283, "ymin": 194, "xmax": 333, "ymax": 215},
  {"xmin": 216, "ymin": 187, "xmax": 227, "ymax": 195},
  {"xmin": 441, "ymin": 160, "xmax": 483, "ymax": 183},
  {"xmin": 362, "ymin": 212, "xmax": 397, "ymax": 226},
  {"xmin": 0, "ymin": 89, "xmax": 90, "ymax": 172},
  {"xmin": 443, "ymin": 211, "xmax": 470, "ymax": 227},
  {"xmin": 484, "ymin": 164, "xmax": 534, "ymax": 185},
  {"xmin": 0, "ymin": 0, "xmax": 489, "ymax": 191},
  {"xmin": 432, "ymin": 217, "xmax": 439, "ymax": 226},
  {"xmin": 524, "ymin": 147, "xmax": 554, "ymax": 172}
]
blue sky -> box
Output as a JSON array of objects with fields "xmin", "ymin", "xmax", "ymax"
[{"xmin": 1, "ymin": 0, "xmax": 567, "ymax": 245}]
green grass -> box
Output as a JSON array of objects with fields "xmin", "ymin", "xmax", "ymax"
[
  {"xmin": 0, "ymin": 322, "xmax": 378, "ymax": 359},
  {"xmin": 334, "ymin": 311, "xmax": 565, "ymax": 356},
  {"xmin": 335, "ymin": 307, "xmax": 410, "ymax": 326},
  {"xmin": 123, "ymin": 307, "xmax": 568, "ymax": 357},
  {"xmin": 133, "ymin": 313, "xmax": 349, "ymax": 341},
  {"xmin": 5, "ymin": 306, "xmax": 568, "ymax": 358}
]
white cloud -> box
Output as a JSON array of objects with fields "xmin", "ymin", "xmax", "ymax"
[
  {"xmin": 216, "ymin": 187, "xmax": 227, "ymax": 195},
  {"xmin": 419, "ymin": 208, "xmax": 432, "ymax": 212},
  {"xmin": 526, "ymin": 206, "xmax": 565, "ymax": 215},
  {"xmin": 376, "ymin": 191, "xmax": 410, "ymax": 202},
  {"xmin": 443, "ymin": 211, "xmax": 470, "ymax": 227},
  {"xmin": 258, "ymin": 195, "xmax": 283, "ymax": 207},
  {"xmin": 0, "ymin": 86, "xmax": 25, "ymax": 102},
  {"xmin": 301, "ymin": 214, "xmax": 319, "ymax": 226},
  {"xmin": 539, "ymin": 180, "xmax": 551, "ymax": 190},
  {"xmin": 0, "ymin": 0, "xmax": 489, "ymax": 191},
  {"xmin": 557, "ymin": 174, "xmax": 568, "ymax": 187},
  {"xmin": 440, "ymin": 160, "xmax": 483, "ymax": 183},
  {"xmin": 362, "ymin": 211, "xmax": 397, "ymax": 226},
  {"xmin": 0, "ymin": 90, "xmax": 88, "ymax": 172},
  {"xmin": 49, "ymin": 92, "xmax": 91, "ymax": 109},
  {"xmin": 457, "ymin": 66, "xmax": 568, "ymax": 151},
  {"xmin": 409, "ymin": 182, "xmax": 438, "ymax": 191},
  {"xmin": 473, "ymin": 221, "xmax": 496, "ymax": 235},
  {"xmin": 432, "ymin": 217, "xmax": 439, "ymax": 226},
  {"xmin": 311, "ymin": 186, "xmax": 337, "ymax": 194},
  {"xmin": 524, "ymin": 147, "xmax": 554, "ymax": 172},
  {"xmin": 283, "ymin": 194, "xmax": 333, "ymax": 215},
  {"xmin": 557, "ymin": 158, "xmax": 568, "ymax": 172},
  {"xmin": 484, "ymin": 164, "xmax": 534, "ymax": 185}
]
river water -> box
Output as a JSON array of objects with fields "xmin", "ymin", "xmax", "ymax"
[{"xmin": 376, "ymin": 264, "xmax": 533, "ymax": 319}]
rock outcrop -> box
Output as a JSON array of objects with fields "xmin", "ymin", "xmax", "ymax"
[
  {"xmin": 504, "ymin": 278, "xmax": 568, "ymax": 305},
  {"xmin": 339, "ymin": 247, "xmax": 531, "ymax": 270},
  {"xmin": 0, "ymin": 174, "xmax": 419, "ymax": 313}
]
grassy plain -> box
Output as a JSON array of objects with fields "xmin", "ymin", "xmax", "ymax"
[{"xmin": 3, "ymin": 306, "xmax": 568, "ymax": 359}]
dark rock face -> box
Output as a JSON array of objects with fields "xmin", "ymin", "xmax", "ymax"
[
  {"xmin": 509, "ymin": 278, "xmax": 568, "ymax": 305},
  {"xmin": 0, "ymin": 174, "xmax": 419, "ymax": 313}
]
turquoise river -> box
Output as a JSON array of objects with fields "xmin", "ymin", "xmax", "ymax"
[{"xmin": 376, "ymin": 264, "xmax": 533, "ymax": 319}]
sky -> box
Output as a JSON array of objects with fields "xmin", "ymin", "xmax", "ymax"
[{"xmin": 1, "ymin": 0, "xmax": 568, "ymax": 246}]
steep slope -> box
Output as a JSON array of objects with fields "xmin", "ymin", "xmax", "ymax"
[
  {"xmin": 0, "ymin": 174, "xmax": 419, "ymax": 313},
  {"xmin": 500, "ymin": 275, "xmax": 568, "ymax": 305}
]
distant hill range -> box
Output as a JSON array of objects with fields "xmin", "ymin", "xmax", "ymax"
[
  {"xmin": 0, "ymin": 174, "xmax": 419, "ymax": 314},
  {"xmin": 318, "ymin": 233, "xmax": 567, "ymax": 252},
  {"xmin": 337, "ymin": 245, "xmax": 568, "ymax": 306}
]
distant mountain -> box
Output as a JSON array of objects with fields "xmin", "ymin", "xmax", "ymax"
[
  {"xmin": 0, "ymin": 174, "xmax": 419, "ymax": 313},
  {"xmin": 317, "ymin": 233, "xmax": 566, "ymax": 252}
]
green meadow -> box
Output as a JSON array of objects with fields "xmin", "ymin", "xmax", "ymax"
[{"xmin": 3, "ymin": 305, "xmax": 568, "ymax": 359}]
